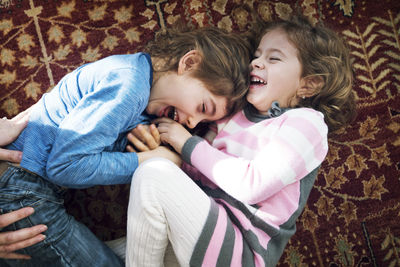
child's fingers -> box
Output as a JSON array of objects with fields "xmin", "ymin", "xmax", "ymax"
[
  {"xmin": 126, "ymin": 145, "xmax": 137, "ymax": 153},
  {"xmin": 136, "ymin": 125, "xmax": 159, "ymax": 150},
  {"xmin": 0, "ymin": 251, "xmax": 32, "ymax": 260},
  {"xmin": 149, "ymin": 124, "xmax": 161, "ymax": 146},
  {"xmin": 0, "ymin": 231, "xmax": 46, "ymax": 259},
  {"xmin": 0, "ymin": 252, "xmax": 31, "ymax": 260},
  {"xmin": 127, "ymin": 132, "xmax": 149, "ymax": 152},
  {"xmin": 152, "ymin": 117, "xmax": 175, "ymax": 124},
  {"xmin": 0, "ymin": 207, "xmax": 34, "ymax": 228},
  {"xmin": 0, "ymin": 148, "xmax": 22, "ymax": 163}
]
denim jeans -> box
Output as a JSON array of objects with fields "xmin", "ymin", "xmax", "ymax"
[{"xmin": 0, "ymin": 165, "xmax": 124, "ymax": 267}]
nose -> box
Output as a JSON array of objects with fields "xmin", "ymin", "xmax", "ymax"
[
  {"xmin": 186, "ymin": 116, "xmax": 201, "ymax": 129},
  {"xmin": 251, "ymin": 58, "xmax": 264, "ymax": 70}
]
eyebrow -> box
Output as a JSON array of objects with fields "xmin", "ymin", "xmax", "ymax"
[{"xmin": 256, "ymin": 48, "xmax": 285, "ymax": 57}]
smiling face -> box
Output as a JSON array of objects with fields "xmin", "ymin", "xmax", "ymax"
[
  {"xmin": 146, "ymin": 71, "xmax": 228, "ymax": 129},
  {"xmin": 247, "ymin": 28, "xmax": 304, "ymax": 114}
]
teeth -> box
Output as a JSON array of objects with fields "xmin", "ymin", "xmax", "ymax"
[
  {"xmin": 173, "ymin": 109, "xmax": 178, "ymax": 121},
  {"xmin": 251, "ymin": 77, "xmax": 267, "ymax": 84}
]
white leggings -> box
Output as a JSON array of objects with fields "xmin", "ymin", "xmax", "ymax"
[{"xmin": 126, "ymin": 158, "xmax": 211, "ymax": 267}]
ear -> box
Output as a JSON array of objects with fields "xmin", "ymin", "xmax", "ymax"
[
  {"xmin": 297, "ymin": 75, "xmax": 324, "ymax": 98},
  {"xmin": 177, "ymin": 50, "xmax": 202, "ymax": 74}
]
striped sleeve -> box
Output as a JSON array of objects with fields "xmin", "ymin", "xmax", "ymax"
[{"xmin": 184, "ymin": 108, "xmax": 328, "ymax": 204}]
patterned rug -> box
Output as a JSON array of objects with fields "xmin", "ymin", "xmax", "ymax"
[{"xmin": 1, "ymin": 0, "xmax": 399, "ymax": 266}]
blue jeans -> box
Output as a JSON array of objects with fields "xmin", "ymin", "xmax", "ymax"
[{"xmin": 0, "ymin": 165, "xmax": 124, "ymax": 267}]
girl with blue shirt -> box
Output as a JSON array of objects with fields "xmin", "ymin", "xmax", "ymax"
[{"xmin": 0, "ymin": 26, "xmax": 251, "ymax": 266}]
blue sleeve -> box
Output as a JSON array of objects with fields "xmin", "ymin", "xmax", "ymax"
[{"xmin": 46, "ymin": 65, "xmax": 151, "ymax": 188}]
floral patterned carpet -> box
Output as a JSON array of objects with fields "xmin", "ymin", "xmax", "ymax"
[{"xmin": 1, "ymin": 0, "xmax": 399, "ymax": 266}]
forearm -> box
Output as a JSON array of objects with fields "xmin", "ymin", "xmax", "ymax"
[
  {"xmin": 46, "ymin": 151, "xmax": 137, "ymax": 188},
  {"xmin": 137, "ymin": 146, "xmax": 182, "ymax": 166}
]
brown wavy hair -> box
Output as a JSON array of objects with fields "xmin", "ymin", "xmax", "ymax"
[
  {"xmin": 145, "ymin": 26, "xmax": 252, "ymax": 116},
  {"xmin": 251, "ymin": 15, "xmax": 356, "ymax": 132}
]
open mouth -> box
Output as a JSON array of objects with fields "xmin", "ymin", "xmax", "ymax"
[
  {"xmin": 167, "ymin": 106, "xmax": 179, "ymax": 122},
  {"xmin": 250, "ymin": 76, "xmax": 267, "ymax": 86}
]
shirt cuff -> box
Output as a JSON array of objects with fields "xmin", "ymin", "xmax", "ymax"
[{"xmin": 181, "ymin": 136, "xmax": 204, "ymax": 165}]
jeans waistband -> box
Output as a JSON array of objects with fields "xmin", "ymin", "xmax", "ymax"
[
  {"xmin": 0, "ymin": 161, "xmax": 40, "ymax": 177},
  {"xmin": 0, "ymin": 161, "xmax": 8, "ymax": 177},
  {"xmin": 0, "ymin": 162, "xmax": 67, "ymax": 197}
]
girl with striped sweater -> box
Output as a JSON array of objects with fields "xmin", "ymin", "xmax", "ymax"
[{"xmin": 125, "ymin": 16, "xmax": 356, "ymax": 266}]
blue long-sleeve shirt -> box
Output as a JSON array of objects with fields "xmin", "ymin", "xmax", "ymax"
[{"xmin": 8, "ymin": 53, "xmax": 153, "ymax": 188}]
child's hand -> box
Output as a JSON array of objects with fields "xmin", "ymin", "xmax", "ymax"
[
  {"xmin": 126, "ymin": 124, "xmax": 160, "ymax": 152},
  {"xmin": 0, "ymin": 109, "xmax": 30, "ymax": 147},
  {"xmin": 152, "ymin": 117, "xmax": 192, "ymax": 154},
  {"xmin": 137, "ymin": 145, "xmax": 182, "ymax": 167},
  {"xmin": 0, "ymin": 207, "xmax": 47, "ymax": 260},
  {"xmin": 0, "ymin": 108, "xmax": 31, "ymax": 163}
]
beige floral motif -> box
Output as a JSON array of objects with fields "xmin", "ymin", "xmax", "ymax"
[
  {"xmin": 189, "ymin": 0, "xmax": 203, "ymax": 11},
  {"xmin": 387, "ymin": 121, "xmax": 400, "ymax": 133},
  {"xmin": 362, "ymin": 175, "xmax": 388, "ymax": 200},
  {"xmin": 394, "ymin": 136, "xmax": 400, "ymax": 146},
  {"xmin": 25, "ymin": 81, "xmax": 41, "ymax": 101},
  {"xmin": 53, "ymin": 45, "xmax": 71, "ymax": 61},
  {"xmin": 17, "ymin": 34, "xmax": 35, "ymax": 53},
  {"xmin": 71, "ymin": 29, "xmax": 87, "ymax": 47},
  {"xmin": 301, "ymin": 207, "xmax": 319, "ymax": 231},
  {"xmin": 217, "ymin": 16, "xmax": 232, "ymax": 32},
  {"xmin": 193, "ymin": 13, "xmax": 206, "ymax": 27},
  {"xmin": 257, "ymin": 2, "xmax": 272, "ymax": 22},
  {"xmin": 114, "ymin": 5, "xmax": 133, "ymax": 23},
  {"xmin": 333, "ymin": 234, "xmax": 356, "ymax": 265},
  {"xmin": 1, "ymin": 98, "xmax": 19, "ymax": 117},
  {"xmin": 325, "ymin": 144, "xmax": 341, "ymax": 165},
  {"xmin": 334, "ymin": 0, "xmax": 355, "ymax": 16},
  {"xmin": 0, "ymin": 19, "xmax": 13, "ymax": 35},
  {"xmin": 283, "ymin": 246, "xmax": 305, "ymax": 266},
  {"xmin": 141, "ymin": 8, "xmax": 155, "ymax": 19},
  {"xmin": 325, "ymin": 166, "xmax": 347, "ymax": 189},
  {"xmin": 232, "ymin": 6, "xmax": 249, "ymax": 30},
  {"xmin": 164, "ymin": 2, "xmax": 176, "ymax": 14},
  {"xmin": 0, "ymin": 48, "xmax": 15, "ymax": 66},
  {"xmin": 167, "ymin": 15, "xmax": 180, "ymax": 26},
  {"xmin": 88, "ymin": 4, "xmax": 108, "ymax": 21},
  {"xmin": 142, "ymin": 20, "xmax": 157, "ymax": 30},
  {"xmin": 0, "ymin": 0, "xmax": 12, "ymax": 8},
  {"xmin": 212, "ymin": 0, "xmax": 228, "ymax": 15},
  {"xmin": 301, "ymin": 0, "xmax": 318, "ymax": 25},
  {"xmin": 338, "ymin": 200, "xmax": 357, "ymax": 225},
  {"xmin": 48, "ymin": 25, "xmax": 65, "ymax": 44},
  {"xmin": 20, "ymin": 55, "xmax": 38, "ymax": 69},
  {"xmin": 315, "ymin": 195, "xmax": 337, "ymax": 220},
  {"xmin": 81, "ymin": 47, "xmax": 101, "ymax": 63},
  {"xmin": 359, "ymin": 116, "xmax": 379, "ymax": 139},
  {"xmin": 0, "ymin": 69, "xmax": 16, "ymax": 86},
  {"xmin": 370, "ymin": 144, "xmax": 391, "ymax": 168},
  {"xmin": 274, "ymin": 3, "xmax": 293, "ymax": 20},
  {"xmin": 57, "ymin": 1, "xmax": 75, "ymax": 18},
  {"xmin": 346, "ymin": 153, "xmax": 368, "ymax": 178},
  {"xmin": 103, "ymin": 35, "xmax": 118, "ymax": 51},
  {"xmin": 125, "ymin": 27, "xmax": 142, "ymax": 43}
]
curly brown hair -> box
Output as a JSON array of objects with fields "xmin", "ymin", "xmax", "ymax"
[
  {"xmin": 251, "ymin": 15, "xmax": 356, "ymax": 132},
  {"xmin": 145, "ymin": 26, "xmax": 252, "ymax": 116}
]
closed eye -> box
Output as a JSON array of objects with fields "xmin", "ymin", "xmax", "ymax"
[{"xmin": 269, "ymin": 57, "xmax": 281, "ymax": 61}]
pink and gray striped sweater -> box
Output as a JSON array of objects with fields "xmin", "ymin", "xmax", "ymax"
[{"xmin": 181, "ymin": 105, "xmax": 328, "ymax": 266}]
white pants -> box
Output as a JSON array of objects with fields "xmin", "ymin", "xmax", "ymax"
[{"xmin": 126, "ymin": 158, "xmax": 211, "ymax": 267}]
